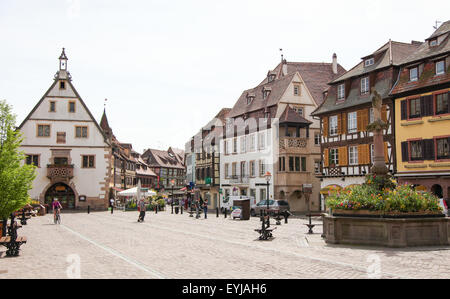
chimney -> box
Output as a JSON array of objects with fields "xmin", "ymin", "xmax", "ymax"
[
  {"xmin": 332, "ymin": 53, "xmax": 338, "ymax": 74},
  {"xmin": 282, "ymin": 59, "xmax": 288, "ymax": 76}
]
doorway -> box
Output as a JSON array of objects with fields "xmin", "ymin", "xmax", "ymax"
[
  {"xmin": 45, "ymin": 182, "xmax": 76, "ymax": 209},
  {"xmin": 431, "ymin": 184, "xmax": 443, "ymax": 199}
]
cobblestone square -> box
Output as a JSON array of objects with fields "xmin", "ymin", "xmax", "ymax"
[{"xmin": 1, "ymin": 210, "xmax": 450, "ymax": 279}]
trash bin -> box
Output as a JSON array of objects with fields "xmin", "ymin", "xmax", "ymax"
[{"xmin": 233, "ymin": 199, "xmax": 250, "ymax": 220}]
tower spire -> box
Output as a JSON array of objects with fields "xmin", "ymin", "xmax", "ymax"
[{"xmin": 59, "ymin": 48, "xmax": 68, "ymax": 71}]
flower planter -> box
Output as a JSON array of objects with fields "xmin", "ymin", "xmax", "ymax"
[
  {"xmin": 332, "ymin": 209, "xmax": 445, "ymax": 219},
  {"xmin": 323, "ymin": 214, "xmax": 450, "ymax": 247}
]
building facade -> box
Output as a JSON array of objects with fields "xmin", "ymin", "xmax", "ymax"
[
  {"xmin": 391, "ymin": 21, "xmax": 450, "ymax": 200},
  {"xmin": 312, "ymin": 41, "xmax": 421, "ymax": 207},
  {"xmin": 193, "ymin": 108, "xmax": 230, "ymax": 209},
  {"xmin": 220, "ymin": 57, "xmax": 345, "ymax": 212},
  {"xmin": 142, "ymin": 147, "xmax": 185, "ymax": 198},
  {"xmin": 19, "ymin": 49, "xmax": 110, "ymax": 210}
]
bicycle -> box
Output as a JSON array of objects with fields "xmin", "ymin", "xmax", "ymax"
[{"xmin": 54, "ymin": 209, "xmax": 61, "ymax": 224}]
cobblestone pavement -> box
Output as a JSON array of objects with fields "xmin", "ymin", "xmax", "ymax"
[{"xmin": 1, "ymin": 210, "xmax": 450, "ymax": 279}]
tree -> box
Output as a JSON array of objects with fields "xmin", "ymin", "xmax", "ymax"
[{"xmin": 0, "ymin": 100, "xmax": 36, "ymax": 235}]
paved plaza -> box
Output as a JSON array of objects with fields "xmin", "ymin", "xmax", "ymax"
[{"xmin": 1, "ymin": 210, "xmax": 450, "ymax": 279}]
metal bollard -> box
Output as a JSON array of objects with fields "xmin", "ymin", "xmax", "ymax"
[
  {"xmin": 87, "ymin": 205, "xmax": 90, "ymax": 214},
  {"xmin": 216, "ymin": 207, "xmax": 219, "ymax": 218},
  {"xmin": 181, "ymin": 206, "xmax": 183, "ymax": 215},
  {"xmin": 224, "ymin": 208, "xmax": 227, "ymax": 218},
  {"xmin": 155, "ymin": 205, "xmax": 158, "ymax": 214}
]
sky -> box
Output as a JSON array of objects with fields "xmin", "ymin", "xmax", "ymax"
[{"xmin": 1, "ymin": 0, "xmax": 449, "ymax": 153}]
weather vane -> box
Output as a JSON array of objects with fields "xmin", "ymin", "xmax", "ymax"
[{"xmin": 104, "ymin": 98, "xmax": 107, "ymax": 108}]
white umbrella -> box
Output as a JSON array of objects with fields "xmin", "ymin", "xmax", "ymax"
[{"xmin": 137, "ymin": 179, "xmax": 142, "ymax": 201}]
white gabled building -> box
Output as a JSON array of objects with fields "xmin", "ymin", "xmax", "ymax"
[{"xmin": 18, "ymin": 49, "xmax": 111, "ymax": 210}]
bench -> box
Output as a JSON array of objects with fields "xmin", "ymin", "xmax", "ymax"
[{"xmin": 0, "ymin": 236, "xmax": 27, "ymax": 257}]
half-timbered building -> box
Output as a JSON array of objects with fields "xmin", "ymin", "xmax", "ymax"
[{"xmin": 312, "ymin": 41, "xmax": 421, "ymax": 204}]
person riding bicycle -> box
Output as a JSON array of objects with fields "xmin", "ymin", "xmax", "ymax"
[{"xmin": 52, "ymin": 198, "xmax": 62, "ymax": 222}]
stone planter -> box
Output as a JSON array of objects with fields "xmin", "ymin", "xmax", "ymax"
[
  {"xmin": 323, "ymin": 214, "xmax": 450, "ymax": 247},
  {"xmin": 332, "ymin": 209, "xmax": 445, "ymax": 218}
]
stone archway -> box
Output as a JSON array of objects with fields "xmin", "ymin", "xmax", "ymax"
[{"xmin": 45, "ymin": 182, "xmax": 76, "ymax": 209}]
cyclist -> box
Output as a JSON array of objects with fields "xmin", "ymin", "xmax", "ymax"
[{"xmin": 52, "ymin": 198, "xmax": 62, "ymax": 224}]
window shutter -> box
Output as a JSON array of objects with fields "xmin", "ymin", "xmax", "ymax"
[
  {"xmin": 364, "ymin": 144, "xmax": 370, "ymax": 165},
  {"xmin": 361, "ymin": 109, "xmax": 369, "ymax": 131},
  {"xmin": 323, "ymin": 149, "xmax": 329, "ymax": 168},
  {"xmin": 424, "ymin": 139, "xmax": 435, "ymax": 161},
  {"xmin": 448, "ymin": 92, "xmax": 450, "ymax": 114},
  {"xmin": 421, "ymin": 95, "xmax": 433, "ymax": 117},
  {"xmin": 339, "ymin": 146, "xmax": 348, "ymax": 166},
  {"xmin": 341, "ymin": 113, "xmax": 347, "ymax": 134},
  {"xmin": 401, "ymin": 141, "xmax": 409, "ymax": 162},
  {"xmin": 384, "ymin": 142, "xmax": 389, "ymax": 163},
  {"xmin": 369, "ymin": 72, "xmax": 376, "ymax": 90},
  {"xmin": 381, "ymin": 105, "xmax": 387, "ymax": 123},
  {"xmin": 337, "ymin": 114, "xmax": 342, "ymax": 135},
  {"xmin": 357, "ymin": 110, "xmax": 363, "ymax": 132},
  {"xmin": 357, "ymin": 145, "xmax": 364, "ymax": 164},
  {"xmin": 401, "ymin": 100, "xmax": 407, "ymax": 120},
  {"xmin": 323, "ymin": 117, "xmax": 328, "ymax": 138},
  {"xmin": 345, "ymin": 80, "xmax": 351, "ymax": 99}
]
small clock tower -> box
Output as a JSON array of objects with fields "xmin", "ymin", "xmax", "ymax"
[{"xmin": 59, "ymin": 48, "xmax": 68, "ymax": 70}]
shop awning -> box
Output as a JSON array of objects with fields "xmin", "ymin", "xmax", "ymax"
[{"xmin": 320, "ymin": 185, "xmax": 342, "ymax": 195}]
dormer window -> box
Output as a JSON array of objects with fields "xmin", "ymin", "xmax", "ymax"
[
  {"xmin": 263, "ymin": 87, "xmax": 271, "ymax": 100},
  {"xmin": 360, "ymin": 77, "xmax": 370, "ymax": 95},
  {"xmin": 364, "ymin": 58, "xmax": 374, "ymax": 67},
  {"xmin": 337, "ymin": 84, "xmax": 345, "ymax": 100},
  {"xmin": 436, "ymin": 60, "xmax": 445, "ymax": 75},
  {"xmin": 429, "ymin": 38, "xmax": 438, "ymax": 47},
  {"xmin": 409, "ymin": 67, "xmax": 418, "ymax": 82},
  {"xmin": 246, "ymin": 93, "xmax": 255, "ymax": 105},
  {"xmin": 267, "ymin": 72, "xmax": 276, "ymax": 83}
]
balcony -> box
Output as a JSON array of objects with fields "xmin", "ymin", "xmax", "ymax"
[
  {"xmin": 47, "ymin": 164, "xmax": 74, "ymax": 182},
  {"xmin": 279, "ymin": 137, "xmax": 308, "ymax": 150}
]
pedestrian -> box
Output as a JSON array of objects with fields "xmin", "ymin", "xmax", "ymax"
[
  {"xmin": 203, "ymin": 197, "xmax": 208, "ymax": 219},
  {"xmin": 137, "ymin": 198, "xmax": 146, "ymax": 222},
  {"xmin": 110, "ymin": 198, "xmax": 114, "ymax": 214}
]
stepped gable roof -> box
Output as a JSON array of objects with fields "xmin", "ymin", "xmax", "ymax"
[{"xmin": 279, "ymin": 106, "xmax": 312, "ymax": 125}]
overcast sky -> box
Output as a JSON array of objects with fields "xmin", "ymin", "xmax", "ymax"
[{"xmin": 1, "ymin": 0, "xmax": 449, "ymax": 153}]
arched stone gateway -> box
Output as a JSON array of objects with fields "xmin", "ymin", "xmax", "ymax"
[{"xmin": 45, "ymin": 182, "xmax": 76, "ymax": 209}]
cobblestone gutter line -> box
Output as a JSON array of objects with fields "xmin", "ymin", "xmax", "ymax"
[{"xmin": 60, "ymin": 223, "xmax": 166, "ymax": 279}]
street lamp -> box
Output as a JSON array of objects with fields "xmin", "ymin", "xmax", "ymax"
[
  {"xmin": 264, "ymin": 171, "xmax": 272, "ymax": 220},
  {"xmin": 171, "ymin": 179, "xmax": 175, "ymax": 214}
]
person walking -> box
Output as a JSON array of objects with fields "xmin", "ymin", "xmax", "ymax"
[
  {"xmin": 203, "ymin": 197, "xmax": 208, "ymax": 219},
  {"xmin": 137, "ymin": 198, "xmax": 146, "ymax": 222},
  {"xmin": 110, "ymin": 198, "xmax": 114, "ymax": 214}
]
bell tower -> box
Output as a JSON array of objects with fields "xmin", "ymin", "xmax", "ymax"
[{"xmin": 59, "ymin": 48, "xmax": 68, "ymax": 71}]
